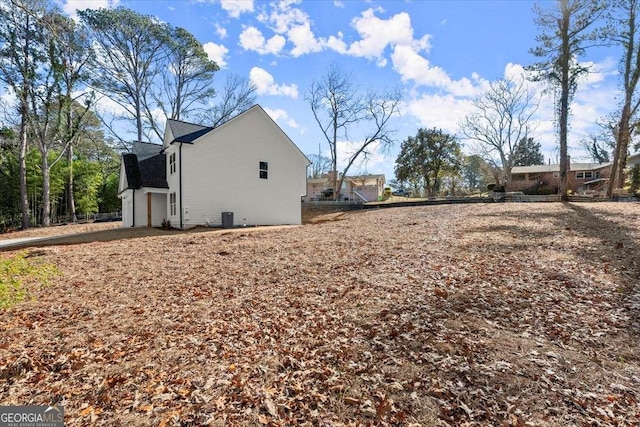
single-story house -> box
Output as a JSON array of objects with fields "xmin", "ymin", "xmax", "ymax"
[
  {"xmin": 304, "ymin": 172, "xmax": 386, "ymax": 202},
  {"xmin": 510, "ymin": 162, "xmax": 612, "ymax": 194},
  {"xmin": 118, "ymin": 105, "xmax": 310, "ymax": 228}
]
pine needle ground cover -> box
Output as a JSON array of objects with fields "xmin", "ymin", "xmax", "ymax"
[{"xmin": 1, "ymin": 203, "xmax": 639, "ymax": 426}]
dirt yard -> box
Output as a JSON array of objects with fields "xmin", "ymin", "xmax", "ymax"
[
  {"xmin": 1, "ymin": 203, "xmax": 639, "ymax": 426},
  {"xmin": 0, "ymin": 221, "xmax": 123, "ymax": 241}
]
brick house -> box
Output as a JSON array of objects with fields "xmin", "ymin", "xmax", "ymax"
[{"xmin": 509, "ymin": 162, "xmax": 612, "ymax": 194}]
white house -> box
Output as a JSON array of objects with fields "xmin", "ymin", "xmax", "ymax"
[{"xmin": 118, "ymin": 105, "xmax": 310, "ymax": 228}]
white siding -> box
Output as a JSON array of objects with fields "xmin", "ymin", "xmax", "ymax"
[
  {"xmin": 132, "ymin": 189, "xmax": 147, "ymax": 227},
  {"xmin": 180, "ymin": 107, "xmax": 308, "ymax": 227},
  {"xmin": 120, "ymin": 189, "xmax": 146, "ymax": 227},
  {"xmin": 121, "ymin": 189, "xmax": 133, "ymax": 227},
  {"xmin": 164, "ymin": 144, "xmax": 181, "ymax": 227},
  {"xmin": 118, "ymin": 161, "xmax": 128, "ymax": 194}
]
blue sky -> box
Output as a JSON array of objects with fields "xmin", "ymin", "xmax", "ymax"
[{"xmin": 59, "ymin": 0, "xmax": 622, "ymax": 181}]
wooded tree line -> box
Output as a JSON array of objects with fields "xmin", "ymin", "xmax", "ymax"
[{"xmin": 0, "ymin": 0, "xmax": 255, "ymax": 230}]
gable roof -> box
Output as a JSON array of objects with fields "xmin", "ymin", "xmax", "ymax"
[
  {"xmin": 166, "ymin": 119, "xmax": 213, "ymax": 143},
  {"xmin": 121, "ymin": 153, "xmax": 168, "ymax": 190},
  {"xmin": 166, "ymin": 105, "xmax": 311, "ymax": 165},
  {"xmin": 512, "ymin": 162, "xmax": 611, "ymax": 174},
  {"xmin": 132, "ymin": 141, "xmax": 162, "ymax": 161}
]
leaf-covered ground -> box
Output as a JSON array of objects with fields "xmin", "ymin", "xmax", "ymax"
[
  {"xmin": 0, "ymin": 221, "xmax": 121, "ymax": 241},
  {"xmin": 1, "ymin": 203, "xmax": 639, "ymax": 426}
]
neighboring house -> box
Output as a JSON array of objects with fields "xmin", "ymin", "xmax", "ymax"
[
  {"xmin": 304, "ymin": 172, "xmax": 386, "ymax": 202},
  {"xmin": 118, "ymin": 105, "xmax": 310, "ymax": 228},
  {"xmin": 628, "ymin": 152, "xmax": 640, "ymax": 166},
  {"xmin": 510, "ymin": 162, "xmax": 612, "ymax": 194}
]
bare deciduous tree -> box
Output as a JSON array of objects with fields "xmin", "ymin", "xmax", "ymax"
[
  {"xmin": 204, "ymin": 74, "xmax": 257, "ymax": 129},
  {"xmin": 307, "ymin": 64, "xmax": 401, "ymax": 200},
  {"xmin": 460, "ymin": 76, "xmax": 538, "ymax": 188},
  {"xmin": 306, "ymin": 152, "xmax": 331, "ymax": 179}
]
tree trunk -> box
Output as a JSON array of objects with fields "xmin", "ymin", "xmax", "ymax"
[
  {"xmin": 19, "ymin": 113, "xmax": 30, "ymax": 229},
  {"xmin": 135, "ymin": 95, "xmax": 143, "ymax": 142},
  {"xmin": 67, "ymin": 144, "xmax": 77, "ymax": 222},
  {"xmin": 558, "ymin": 1, "xmax": 571, "ymax": 202},
  {"xmin": 610, "ymin": 113, "xmax": 631, "ymax": 196},
  {"xmin": 18, "ymin": 13, "xmax": 31, "ymax": 230},
  {"xmin": 41, "ymin": 153, "xmax": 50, "ymax": 227}
]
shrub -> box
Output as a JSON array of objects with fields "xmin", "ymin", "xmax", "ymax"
[
  {"xmin": 0, "ymin": 252, "xmax": 59, "ymax": 309},
  {"xmin": 382, "ymin": 187, "xmax": 392, "ymax": 200}
]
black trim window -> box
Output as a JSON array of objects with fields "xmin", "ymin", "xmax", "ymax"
[
  {"xmin": 169, "ymin": 192, "xmax": 176, "ymax": 216},
  {"xmin": 259, "ymin": 161, "xmax": 268, "ymax": 179},
  {"xmin": 169, "ymin": 153, "xmax": 176, "ymax": 174},
  {"xmin": 576, "ymin": 171, "xmax": 593, "ymax": 179}
]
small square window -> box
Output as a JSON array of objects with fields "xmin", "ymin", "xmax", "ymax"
[
  {"xmin": 259, "ymin": 161, "xmax": 268, "ymax": 171},
  {"xmin": 576, "ymin": 172, "xmax": 584, "ymax": 179}
]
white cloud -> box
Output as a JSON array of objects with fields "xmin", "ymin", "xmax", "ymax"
[
  {"xmin": 249, "ymin": 67, "xmax": 299, "ymax": 98},
  {"xmin": 215, "ymin": 24, "xmax": 227, "ymax": 39},
  {"xmin": 346, "ymin": 9, "xmax": 431, "ymax": 63},
  {"xmin": 60, "ymin": 0, "xmax": 119, "ymax": 18},
  {"xmin": 264, "ymin": 107, "xmax": 299, "ymax": 128},
  {"xmin": 326, "ymin": 33, "xmax": 347, "ymax": 54},
  {"xmin": 288, "ymin": 22, "xmax": 324, "ymax": 57},
  {"xmin": 220, "ymin": 0, "xmax": 254, "ymax": 18},
  {"xmin": 239, "ymin": 26, "xmax": 286, "ymax": 55},
  {"xmin": 239, "ymin": 27, "xmax": 265, "ymax": 51},
  {"xmin": 261, "ymin": 0, "xmax": 307, "ymax": 34},
  {"xmin": 350, "ymin": 10, "xmax": 411, "ymax": 58},
  {"xmin": 334, "ymin": 0, "xmax": 344, "ymax": 7},
  {"xmin": 401, "ymin": 94, "xmax": 475, "ymax": 135},
  {"xmin": 391, "ymin": 45, "xmax": 486, "ymax": 97},
  {"xmin": 203, "ymin": 42, "xmax": 228, "ymax": 68}
]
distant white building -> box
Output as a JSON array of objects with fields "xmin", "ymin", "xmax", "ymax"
[{"xmin": 118, "ymin": 105, "xmax": 310, "ymax": 228}]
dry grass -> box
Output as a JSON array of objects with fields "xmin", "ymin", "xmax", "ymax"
[{"xmin": 1, "ymin": 202, "xmax": 639, "ymax": 426}]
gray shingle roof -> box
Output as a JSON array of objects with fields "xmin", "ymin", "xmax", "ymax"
[
  {"xmin": 139, "ymin": 154, "xmax": 168, "ymax": 189},
  {"xmin": 132, "ymin": 141, "xmax": 162, "ymax": 161},
  {"xmin": 121, "ymin": 153, "xmax": 168, "ymax": 190},
  {"xmin": 122, "ymin": 154, "xmax": 142, "ymax": 189},
  {"xmin": 166, "ymin": 118, "xmax": 213, "ymax": 143},
  {"xmin": 512, "ymin": 162, "xmax": 611, "ymax": 174}
]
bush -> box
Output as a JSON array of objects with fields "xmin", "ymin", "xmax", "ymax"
[
  {"xmin": 382, "ymin": 187, "xmax": 392, "ymax": 200},
  {"xmin": 0, "ymin": 252, "xmax": 59, "ymax": 309},
  {"xmin": 523, "ymin": 185, "xmax": 558, "ymax": 195}
]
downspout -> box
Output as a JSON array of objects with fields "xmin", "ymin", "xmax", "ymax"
[
  {"xmin": 132, "ymin": 189, "xmax": 135, "ymax": 227},
  {"xmin": 179, "ymin": 142, "xmax": 183, "ymax": 229}
]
